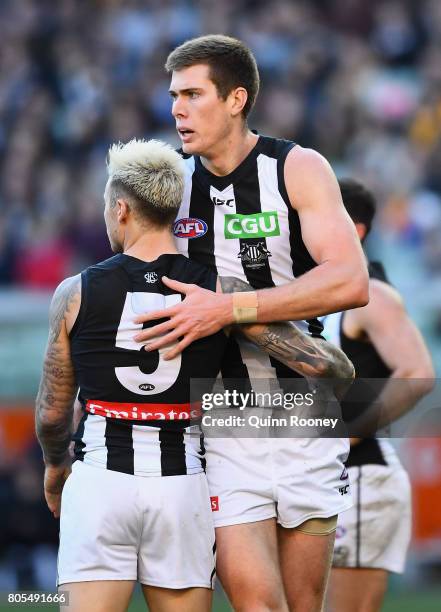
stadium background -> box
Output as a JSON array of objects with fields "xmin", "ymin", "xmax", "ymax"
[{"xmin": 0, "ymin": 0, "xmax": 440, "ymax": 609}]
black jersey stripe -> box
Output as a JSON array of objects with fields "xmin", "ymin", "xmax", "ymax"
[
  {"xmin": 159, "ymin": 429, "xmax": 187, "ymax": 476},
  {"xmin": 234, "ymin": 158, "xmax": 276, "ymax": 290},
  {"xmin": 276, "ymin": 146, "xmax": 323, "ymax": 337},
  {"xmin": 105, "ymin": 420, "xmax": 134, "ymax": 475},
  {"xmin": 199, "ymin": 432, "xmax": 206, "ymax": 472},
  {"xmin": 188, "ymin": 179, "xmax": 217, "ymax": 272}
]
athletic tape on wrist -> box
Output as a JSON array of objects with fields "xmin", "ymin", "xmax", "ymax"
[{"xmin": 232, "ymin": 291, "xmax": 258, "ymax": 324}]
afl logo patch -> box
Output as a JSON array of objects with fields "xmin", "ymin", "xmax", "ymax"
[
  {"xmin": 173, "ymin": 217, "xmax": 207, "ymax": 239},
  {"xmin": 139, "ymin": 383, "xmax": 155, "ymax": 391}
]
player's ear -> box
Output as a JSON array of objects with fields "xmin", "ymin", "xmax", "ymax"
[
  {"xmin": 229, "ymin": 87, "xmax": 248, "ymax": 117},
  {"xmin": 117, "ymin": 198, "xmax": 130, "ymax": 223}
]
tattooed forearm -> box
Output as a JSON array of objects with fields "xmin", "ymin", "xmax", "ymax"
[
  {"xmin": 36, "ymin": 276, "xmax": 80, "ymax": 466},
  {"xmin": 240, "ymin": 321, "xmax": 354, "ymax": 381},
  {"xmin": 219, "ymin": 276, "xmax": 354, "ymax": 384},
  {"xmin": 219, "ymin": 276, "xmax": 254, "ymax": 295}
]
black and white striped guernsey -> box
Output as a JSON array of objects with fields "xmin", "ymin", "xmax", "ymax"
[
  {"xmin": 174, "ymin": 134, "xmax": 323, "ymax": 384},
  {"xmin": 70, "ymin": 253, "xmax": 228, "ymax": 477}
]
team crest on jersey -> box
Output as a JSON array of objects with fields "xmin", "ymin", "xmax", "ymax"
[
  {"xmin": 238, "ymin": 242, "xmax": 271, "ymax": 269},
  {"xmin": 173, "ymin": 217, "xmax": 208, "ymax": 239},
  {"xmin": 144, "ymin": 272, "xmax": 158, "ymax": 284}
]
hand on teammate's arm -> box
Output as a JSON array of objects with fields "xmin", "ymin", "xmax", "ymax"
[
  {"xmin": 133, "ymin": 276, "xmax": 234, "ymax": 359},
  {"xmin": 35, "ymin": 276, "xmax": 81, "ymax": 517}
]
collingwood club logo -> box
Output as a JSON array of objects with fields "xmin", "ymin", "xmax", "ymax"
[
  {"xmin": 238, "ymin": 242, "xmax": 271, "ymax": 269},
  {"xmin": 144, "ymin": 272, "xmax": 158, "ymax": 284}
]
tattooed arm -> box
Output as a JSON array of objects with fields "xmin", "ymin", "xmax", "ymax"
[
  {"xmin": 218, "ymin": 276, "xmax": 354, "ymax": 388},
  {"xmin": 35, "ymin": 274, "xmax": 81, "ymax": 517}
]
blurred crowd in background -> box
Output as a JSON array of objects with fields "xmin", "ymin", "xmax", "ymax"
[
  {"xmin": 1, "ymin": 0, "xmax": 441, "ymax": 593},
  {"xmin": 0, "ymin": 0, "xmax": 441, "ymax": 303}
]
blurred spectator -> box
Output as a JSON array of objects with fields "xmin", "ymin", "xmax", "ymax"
[{"xmin": 0, "ymin": 0, "xmax": 439, "ymax": 322}]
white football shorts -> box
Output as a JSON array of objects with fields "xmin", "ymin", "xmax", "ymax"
[
  {"xmin": 57, "ymin": 461, "xmax": 216, "ymax": 588},
  {"xmin": 205, "ymin": 437, "xmax": 351, "ymax": 528},
  {"xmin": 333, "ymin": 452, "xmax": 411, "ymax": 573}
]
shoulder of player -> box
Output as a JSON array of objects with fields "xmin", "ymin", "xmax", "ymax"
[
  {"xmin": 48, "ymin": 275, "xmax": 81, "ymax": 342},
  {"xmin": 284, "ymin": 145, "xmax": 332, "ymax": 174},
  {"xmin": 349, "ymin": 278, "xmax": 404, "ymax": 327},
  {"xmin": 283, "ymin": 146, "xmax": 337, "ymax": 209},
  {"xmin": 50, "ymin": 275, "xmax": 81, "ymax": 313}
]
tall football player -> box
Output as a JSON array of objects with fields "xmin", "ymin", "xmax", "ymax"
[{"xmin": 134, "ymin": 35, "xmax": 369, "ymax": 611}]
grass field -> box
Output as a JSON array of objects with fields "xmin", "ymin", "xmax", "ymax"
[{"xmin": 1, "ymin": 588, "xmax": 441, "ymax": 611}]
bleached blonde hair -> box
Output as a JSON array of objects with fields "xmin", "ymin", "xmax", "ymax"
[{"xmin": 106, "ymin": 138, "xmax": 185, "ymax": 225}]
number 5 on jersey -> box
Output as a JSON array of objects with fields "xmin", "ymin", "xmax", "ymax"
[{"xmin": 115, "ymin": 292, "xmax": 182, "ymax": 395}]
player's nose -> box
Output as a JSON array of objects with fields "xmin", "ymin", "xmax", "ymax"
[{"xmin": 172, "ymin": 96, "xmax": 188, "ymax": 118}]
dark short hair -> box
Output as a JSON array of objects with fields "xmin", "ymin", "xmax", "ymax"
[
  {"xmin": 165, "ymin": 34, "xmax": 260, "ymax": 118},
  {"xmin": 339, "ymin": 178, "xmax": 376, "ymax": 236}
]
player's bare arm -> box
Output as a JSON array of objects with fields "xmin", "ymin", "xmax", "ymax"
[
  {"xmin": 134, "ymin": 147, "xmax": 368, "ymax": 353},
  {"xmin": 218, "ymin": 276, "xmax": 354, "ymax": 388},
  {"xmin": 347, "ymin": 279, "xmax": 434, "ymax": 437},
  {"xmin": 254, "ymin": 146, "xmax": 368, "ymax": 321},
  {"xmin": 35, "ymin": 274, "xmax": 81, "ymax": 518}
]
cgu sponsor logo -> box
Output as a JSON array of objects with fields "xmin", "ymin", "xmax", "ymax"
[
  {"xmin": 173, "ymin": 217, "xmax": 207, "ymax": 239},
  {"xmin": 224, "ymin": 211, "xmax": 280, "ymax": 239}
]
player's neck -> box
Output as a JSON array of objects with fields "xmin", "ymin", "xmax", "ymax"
[
  {"xmin": 200, "ymin": 128, "xmax": 258, "ymax": 176},
  {"xmin": 123, "ymin": 229, "xmax": 178, "ymax": 262}
]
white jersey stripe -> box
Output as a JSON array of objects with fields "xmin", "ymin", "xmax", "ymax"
[
  {"xmin": 81, "ymin": 414, "xmax": 108, "ymax": 467},
  {"xmin": 132, "ymin": 425, "xmax": 161, "ymax": 476},
  {"xmin": 256, "ymin": 154, "xmax": 295, "ymax": 286},
  {"xmin": 176, "ymin": 156, "xmax": 196, "ymax": 257},
  {"xmin": 212, "ymin": 183, "xmax": 247, "ymax": 280}
]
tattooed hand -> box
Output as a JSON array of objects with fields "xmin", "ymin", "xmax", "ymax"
[{"xmin": 36, "ymin": 275, "xmax": 81, "ymax": 469}]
